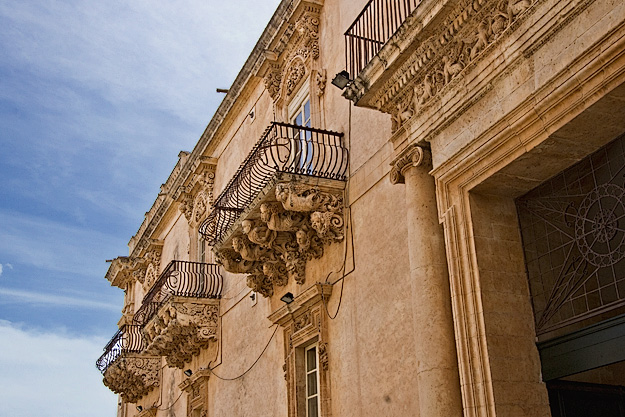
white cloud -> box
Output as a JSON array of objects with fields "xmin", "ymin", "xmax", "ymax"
[
  {"xmin": 0, "ymin": 287, "xmax": 119, "ymax": 312},
  {"xmin": 0, "ymin": 210, "xmax": 122, "ymax": 278},
  {"xmin": 0, "ymin": 264, "xmax": 3, "ymax": 277},
  {"xmin": 0, "ymin": 321, "xmax": 117, "ymax": 417}
]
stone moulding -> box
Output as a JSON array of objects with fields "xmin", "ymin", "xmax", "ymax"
[
  {"xmin": 142, "ymin": 297, "xmax": 219, "ymax": 369},
  {"xmin": 345, "ymin": 0, "xmax": 538, "ymax": 132},
  {"xmin": 102, "ymin": 355, "xmax": 160, "ymax": 404},
  {"xmin": 214, "ymin": 179, "xmax": 345, "ymax": 298}
]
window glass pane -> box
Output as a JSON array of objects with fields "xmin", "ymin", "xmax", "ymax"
[
  {"xmin": 307, "ymin": 372, "xmax": 318, "ymax": 396},
  {"xmin": 307, "ymin": 397, "xmax": 319, "ymax": 417},
  {"xmin": 304, "ymin": 100, "xmax": 310, "ymax": 124},
  {"xmin": 306, "ymin": 347, "xmax": 316, "ymax": 371},
  {"xmin": 295, "ymin": 113, "xmax": 303, "ymax": 126}
]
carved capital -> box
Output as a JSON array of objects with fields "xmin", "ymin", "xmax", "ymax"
[{"xmin": 389, "ymin": 145, "xmax": 431, "ymax": 185}]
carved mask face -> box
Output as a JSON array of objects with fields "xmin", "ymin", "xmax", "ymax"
[
  {"xmin": 232, "ymin": 237, "xmax": 242, "ymax": 252},
  {"xmin": 241, "ymin": 220, "xmax": 252, "ymax": 234},
  {"xmin": 296, "ymin": 229, "xmax": 309, "ymax": 246},
  {"xmin": 260, "ymin": 204, "xmax": 271, "ymax": 222}
]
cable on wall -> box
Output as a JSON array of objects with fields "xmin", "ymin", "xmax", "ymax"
[
  {"xmin": 321, "ymin": 97, "xmax": 357, "ymax": 320},
  {"xmin": 209, "ymin": 323, "xmax": 279, "ymax": 381}
]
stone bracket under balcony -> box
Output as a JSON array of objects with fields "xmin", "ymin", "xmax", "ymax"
[
  {"xmin": 142, "ymin": 297, "xmax": 219, "ymax": 369},
  {"xmin": 102, "ymin": 354, "xmax": 161, "ymax": 403},
  {"xmin": 213, "ymin": 178, "xmax": 345, "ymax": 298}
]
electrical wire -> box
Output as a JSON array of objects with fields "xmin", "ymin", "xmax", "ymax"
[
  {"xmin": 321, "ymin": 97, "xmax": 356, "ymax": 320},
  {"xmin": 209, "ymin": 324, "xmax": 279, "ymax": 381},
  {"xmin": 151, "ymin": 389, "xmax": 185, "ymax": 412}
]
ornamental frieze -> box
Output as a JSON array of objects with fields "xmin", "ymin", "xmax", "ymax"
[
  {"xmin": 142, "ymin": 298, "xmax": 219, "ymax": 369},
  {"xmin": 215, "ymin": 183, "xmax": 344, "ymax": 298},
  {"xmin": 102, "ymin": 355, "xmax": 160, "ymax": 403},
  {"xmin": 346, "ymin": 0, "xmax": 536, "ymax": 132}
]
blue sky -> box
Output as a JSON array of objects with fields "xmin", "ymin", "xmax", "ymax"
[{"xmin": 0, "ymin": 1, "xmax": 280, "ymax": 415}]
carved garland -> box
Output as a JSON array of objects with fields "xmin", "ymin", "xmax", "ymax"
[
  {"xmin": 215, "ymin": 183, "xmax": 344, "ymax": 298},
  {"xmin": 346, "ymin": 0, "xmax": 536, "ymax": 132}
]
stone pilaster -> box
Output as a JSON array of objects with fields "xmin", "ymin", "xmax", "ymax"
[{"xmin": 390, "ymin": 144, "xmax": 463, "ymax": 416}]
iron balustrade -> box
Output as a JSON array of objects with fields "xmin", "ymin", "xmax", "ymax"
[
  {"xmin": 199, "ymin": 122, "xmax": 347, "ymax": 246},
  {"xmin": 96, "ymin": 324, "xmax": 144, "ymax": 374},
  {"xmin": 345, "ymin": 0, "xmax": 420, "ymax": 79},
  {"xmin": 133, "ymin": 260, "xmax": 222, "ymax": 326}
]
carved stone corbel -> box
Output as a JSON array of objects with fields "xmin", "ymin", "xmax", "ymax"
[
  {"xmin": 142, "ymin": 298, "xmax": 219, "ymax": 369},
  {"xmin": 102, "ymin": 355, "xmax": 161, "ymax": 403}
]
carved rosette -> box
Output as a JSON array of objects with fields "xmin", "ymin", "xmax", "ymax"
[
  {"xmin": 389, "ymin": 145, "xmax": 432, "ymax": 185},
  {"xmin": 142, "ymin": 298, "xmax": 219, "ymax": 369},
  {"xmin": 346, "ymin": 0, "xmax": 536, "ymax": 132},
  {"xmin": 102, "ymin": 355, "xmax": 160, "ymax": 403},
  {"xmin": 215, "ymin": 183, "xmax": 344, "ymax": 298}
]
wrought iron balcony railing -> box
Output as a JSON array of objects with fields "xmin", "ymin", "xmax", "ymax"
[
  {"xmin": 133, "ymin": 260, "xmax": 222, "ymax": 326},
  {"xmin": 345, "ymin": 0, "xmax": 420, "ymax": 79},
  {"xmin": 199, "ymin": 122, "xmax": 347, "ymax": 246},
  {"xmin": 96, "ymin": 324, "xmax": 144, "ymax": 374}
]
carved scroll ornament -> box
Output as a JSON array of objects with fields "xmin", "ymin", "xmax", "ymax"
[{"xmin": 389, "ymin": 145, "xmax": 431, "ymax": 185}]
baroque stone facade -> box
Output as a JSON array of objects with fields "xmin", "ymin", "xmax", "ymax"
[{"xmin": 99, "ymin": 0, "xmax": 625, "ymax": 416}]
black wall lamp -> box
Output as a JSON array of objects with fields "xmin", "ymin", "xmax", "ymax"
[
  {"xmin": 184, "ymin": 369, "xmax": 193, "ymax": 377},
  {"xmin": 280, "ymin": 292, "xmax": 295, "ymax": 304},
  {"xmin": 331, "ymin": 71, "xmax": 351, "ymax": 90},
  {"xmin": 136, "ymin": 405, "xmax": 143, "ymax": 412}
]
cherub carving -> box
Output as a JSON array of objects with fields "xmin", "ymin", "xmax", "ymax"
[
  {"xmin": 505, "ymin": 0, "xmax": 531, "ymax": 25},
  {"xmin": 275, "ymin": 183, "xmax": 342, "ymax": 212},
  {"xmin": 246, "ymin": 272, "xmax": 274, "ymax": 298},
  {"xmin": 241, "ymin": 219, "xmax": 277, "ymax": 248},
  {"xmin": 296, "ymin": 228, "xmax": 323, "ymax": 259},
  {"xmin": 310, "ymin": 211, "xmax": 344, "ymax": 243},
  {"xmin": 464, "ymin": 19, "xmax": 491, "ymax": 60},
  {"xmin": 215, "ymin": 249, "xmax": 257, "ymax": 274},
  {"xmin": 262, "ymin": 261, "xmax": 288, "ymax": 287},
  {"xmin": 260, "ymin": 203, "xmax": 306, "ymax": 231},
  {"xmin": 232, "ymin": 236, "xmax": 275, "ymax": 262}
]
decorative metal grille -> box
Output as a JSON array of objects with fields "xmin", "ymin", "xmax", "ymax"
[
  {"xmin": 345, "ymin": 0, "xmax": 420, "ymax": 79},
  {"xmin": 133, "ymin": 260, "xmax": 222, "ymax": 326},
  {"xmin": 96, "ymin": 324, "xmax": 144, "ymax": 373},
  {"xmin": 199, "ymin": 122, "xmax": 347, "ymax": 246},
  {"xmin": 517, "ymin": 134, "xmax": 625, "ymax": 336}
]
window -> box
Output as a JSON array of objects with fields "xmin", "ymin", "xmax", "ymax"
[
  {"xmin": 198, "ymin": 233, "xmax": 207, "ymax": 263},
  {"xmin": 305, "ymin": 344, "xmax": 320, "ymax": 417},
  {"xmin": 288, "ymin": 88, "xmax": 313, "ymax": 173}
]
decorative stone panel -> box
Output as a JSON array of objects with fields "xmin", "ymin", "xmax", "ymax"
[
  {"xmin": 214, "ymin": 180, "xmax": 344, "ymax": 298},
  {"xmin": 176, "ymin": 159, "xmax": 217, "ymax": 228},
  {"xmin": 142, "ymin": 297, "xmax": 219, "ymax": 369},
  {"xmin": 102, "ymin": 355, "xmax": 160, "ymax": 404}
]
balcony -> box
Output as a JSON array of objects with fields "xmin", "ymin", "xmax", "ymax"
[
  {"xmin": 134, "ymin": 260, "xmax": 222, "ymax": 369},
  {"xmin": 343, "ymin": 0, "xmax": 537, "ymax": 132},
  {"xmin": 200, "ymin": 122, "xmax": 348, "ymax": 298},
  {"xmin": 96, "ymin": 325, "xmax": 160, "ymax": 403},
  {"xmin": 345, "ymin": 0, "xmax": 419, "ymax": 81}
]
